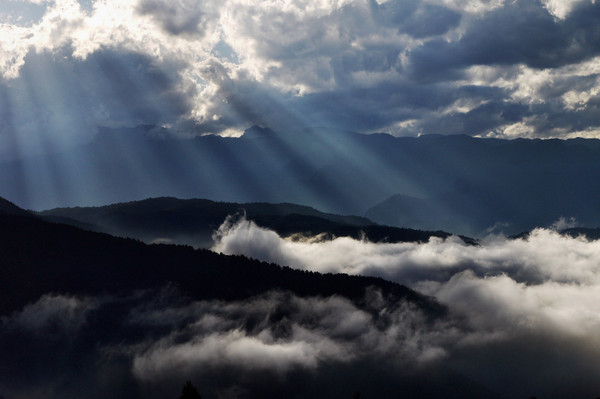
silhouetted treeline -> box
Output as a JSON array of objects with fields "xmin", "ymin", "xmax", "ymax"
[
  {"xmin": 0, "ymin": 213, "xmax": 443, "ymax": 317},
  {"xmin": 37, "ymin": 197, "xmax": 473, "ymax": 248},
  {"xmin": 179, "ymin": 381, "xmax": 202, "ymax": 399}
]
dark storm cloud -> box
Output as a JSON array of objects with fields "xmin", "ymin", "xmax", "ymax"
[
  {"xmin": 399, "ymin": 4, "xmax": 462, "ymax": 38},
  {"xmin": 458, "ymin": 1, "xmax": 566, "ymax": 68},
  {"xmin": 331, "ymin": 46, "xmax": 402, "ymax": 79},
  {"xmin": 136, "ymin": 0, "xmax": 209, "ymax": 36},
  {"xmin": 373, "ymin": 0, "xmax": 461, "ymax": 38},
  {"xmin": 410, "ymin": 0, "xmax": 600, "ymax": 75},
  {"xmin": 86, "ymin": 50, "xmax": 191, "ymax": 125},
  {"xmin": 195, "ymin": 0, "xmax": 600, "ymax": 137},
  {"xmin": 513, "ymin": 99, "xmax": 600, "ymax": 138},
  {"xmin": 534, "ymin": 72, "xmax": 600, "ymax": 100},
  {"xmin": 285, "ymin": 81, "xmax": 508, "ymax": 133},
  {"xmin": 3, "ymin": 0, "xmax": 600, "ymax": 141}
]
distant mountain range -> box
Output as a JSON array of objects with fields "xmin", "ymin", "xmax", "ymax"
[
  {"xmin": 3, "ymin": 125, "xmax": 600, "ymax": 235},
  {"xmin": 37, "ymin": 197, "xmax": 475, "ymax": 247}
]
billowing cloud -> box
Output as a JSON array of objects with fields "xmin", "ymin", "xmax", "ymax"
[
  {"xmin": 211, "ymin": 217, "xmax": 600, "ymax": 397},
  {"xmin": 130, "ymin": 292, "xmax": 447, "ymax": 381},
  {"xmin": 0, "ymin": 0, "xmax": 600, "ymax": 153},
  {"xmin": 5, "ymin": 246, "xmax": 600, "ymax": 398},
  {"xmin": 212, "ymin": 216, "xmax": 600, "ymax": 285},
  {"xmin": 0, "ymin": 288, "xmax": 463, "ymax": 399}
]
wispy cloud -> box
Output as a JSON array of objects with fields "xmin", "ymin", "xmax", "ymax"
[
  {"xmin": 0, "ymin": 289, "xmax": 460, "ymax": 399},
  {"xmin": 3, "ymin": 293, "xmax": 94, "ymax": 333}
]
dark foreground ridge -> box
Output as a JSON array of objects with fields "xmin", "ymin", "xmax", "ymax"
[
  {"xmin": 0, "ymin": 201, "xmax": 505, "ymax": 399},
  {"xmin": 0, "ymin": 196, "xmax": 31, "ymax": 217},
  {"xmin": 0, "ymin": 211, "xmax": 442, "ymax": 317}
]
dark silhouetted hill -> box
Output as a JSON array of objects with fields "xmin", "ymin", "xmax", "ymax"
[
  {"xmin": 0, "ymin": 199, "xmax": 502, "ymax": 399},
  {"xmin": 561, "ymin": 227, "xmax": 600, "ymax": 240},
  {"xmin": 0, "ymin": 197, "xmax": 31, "ymax": 216},
  {"xmin": 37, "ymin": 197, "xmax": 474, "ymax": 247},
  {"xmin": 0, "ymin": 211, "xmax": 442, "ymax": 317}
]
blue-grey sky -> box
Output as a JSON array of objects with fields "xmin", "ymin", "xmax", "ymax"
[{"xmin": 1, "ymin": 0, "xmax": 600, "ymax": 159}]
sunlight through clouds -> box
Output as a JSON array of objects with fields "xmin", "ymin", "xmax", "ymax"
[
  {"xmin": 3, "ymin": 1, "xmax": 600, "ymax": 398},
  {"xmin": 1, "ymin": 0, "xmax": 600, "ymax": 141}
]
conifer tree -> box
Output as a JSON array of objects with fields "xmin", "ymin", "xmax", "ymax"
[{"xmin": 179, "ymin": 380, "xmax": 202, "ymax": 399}]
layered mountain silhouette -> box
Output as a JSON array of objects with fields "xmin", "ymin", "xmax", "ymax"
[
  {"xmin": 0, "ymin": 200, "xmax": 441, "ymax": 316},
  {"xmin": 0, "ymin": 199, "xmax": 505, "ymax": 399},
  {"xmin": 0, "ymin": 196, "xmax": 31, "ymax": 216},
  {"xmin": 37, "ymin": 197, "xmax": 475, "ymax": 247},
  {"xmin": 4, "ymin": 125, "xmax": 600, "ymax": 235}
]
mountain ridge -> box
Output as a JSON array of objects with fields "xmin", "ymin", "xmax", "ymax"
[
  {"xmin": 37, "ymin": 196, "xmax": 475, "ymax": 247},
  {"xmin": 4, "ymin": 125, "xmax": 600, "ymax": 236},
  {"xmin": 0, "ymin": 196, "xmax": 31, "ymax": 216},
  {"xmin": 3, "ymin": 199, "xmax": 498, "ymax": 399},
  {"xmin": 0, "ymin": 210, "xmax": 444, "ymax": 318}
]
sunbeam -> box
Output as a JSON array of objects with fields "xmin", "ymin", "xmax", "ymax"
[{"xmin": 3, "ymin": 2, "xmax": 600, "ymax": 397}]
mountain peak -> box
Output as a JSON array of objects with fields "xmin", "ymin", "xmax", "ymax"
[
  {"xmin": 242, "ymin": 125, "xmax": 277, "ymax": 139},
  {"xmin": 0, "ymin": 197, "xmax": 30, "ymax": 216}
]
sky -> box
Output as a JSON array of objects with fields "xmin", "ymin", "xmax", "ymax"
[{"xmin": 1, "ymin": 0, "xmax": 600, "ymax": 161}]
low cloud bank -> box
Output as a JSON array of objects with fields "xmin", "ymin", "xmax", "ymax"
[
  {"xmin": 4, "ymin": 217, "xmax": 600, "ymax": 398},
  {"xmin": 210, "ymin": 216, "xmax": 600, "ymax": 397},
  {"xmin": 212, "ymin": 218, "xmax": 600, "ymax": 336},
  {"xmin": 0, "ymin": 290, "xmax": 462, "ymax": 399},
  {"xmin": 212, "ymin": 216, "xmax": 600, "ymax": 285},
  {"xmin": 131, "ymin": 291, "xmax": 451, "ymax": 380}
]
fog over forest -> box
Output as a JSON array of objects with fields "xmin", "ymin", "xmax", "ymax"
[
  {"xmin": 211, "ymin": 216, "xmax": 600, "ymax": 397},
  {"xmin": 3, "ymin": 0, "xmax": 600, "ymax": 397}
]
